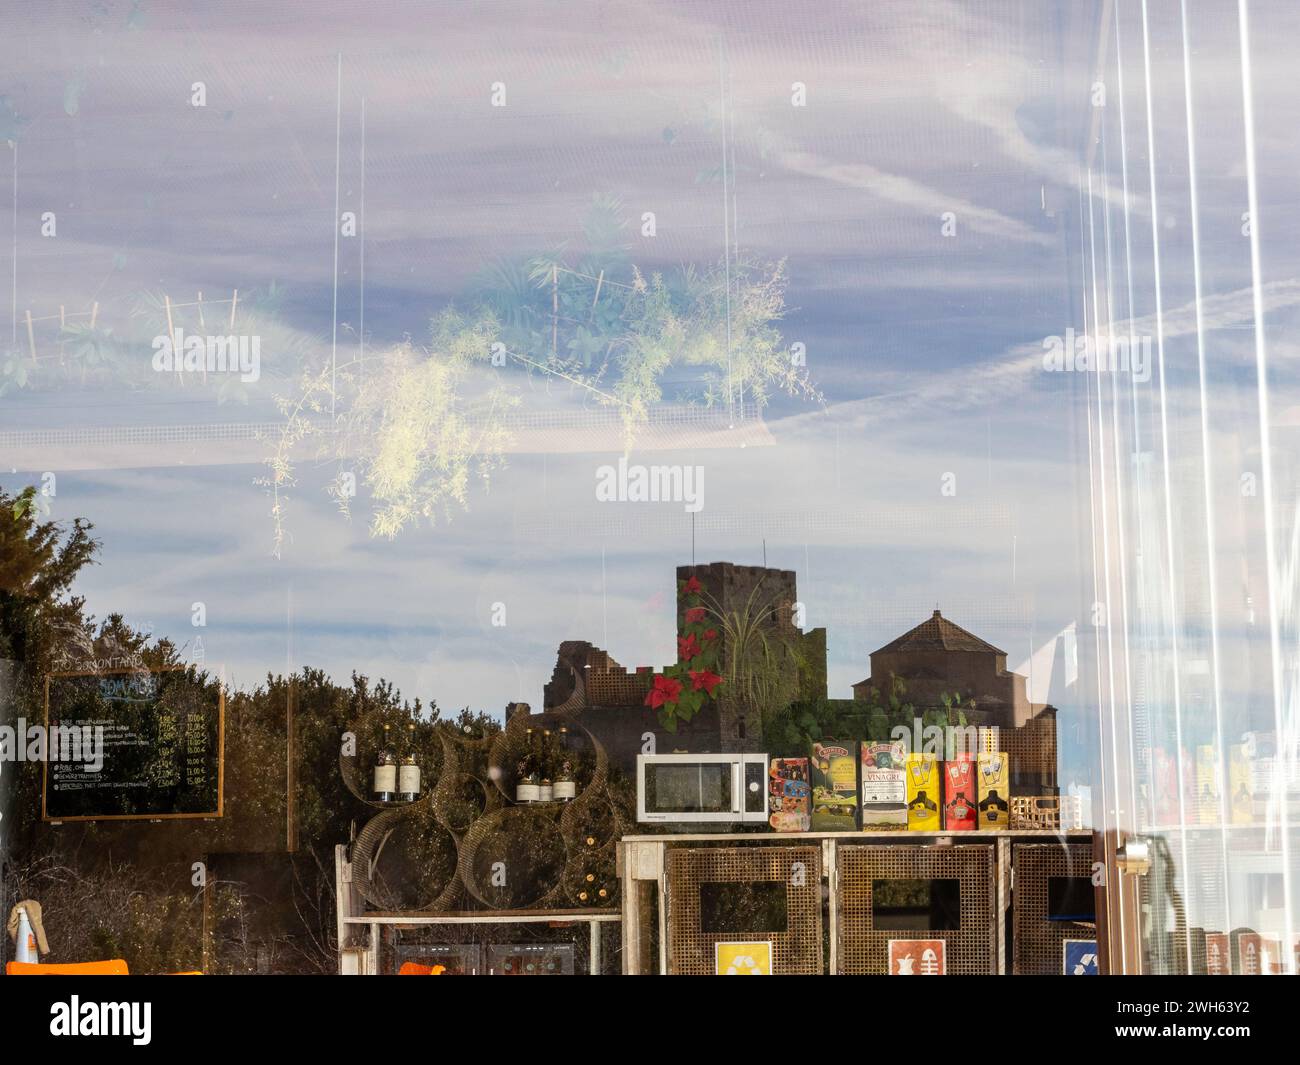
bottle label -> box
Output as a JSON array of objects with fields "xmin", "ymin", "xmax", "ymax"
[
  {"xmin": 539, "ymin": 784, "xmax": 553, "ymax": 802},
  {"xmin": 516, "ymin": 783, "xmax": 540, "ymax": 802},
  {"xmin": 399, "ymin": 766, "xmax": 421, "ymax": 795},
  {"xmin": 373, "ymin": 765, "xmax": 396, "ymax": 794},
  {"xmin": 553, "ymin": 781, "xmax": 577, "ymax": 800}
]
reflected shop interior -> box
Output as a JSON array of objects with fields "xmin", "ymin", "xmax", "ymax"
[{"xmin": 0, "ymin": 1, "xmax": 1298, "ymax": 978}]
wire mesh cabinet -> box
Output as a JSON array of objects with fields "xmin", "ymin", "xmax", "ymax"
[
  {"xmin": 837, "ymin": 843, "xmax": 996, "ymax": 975},
  {"xmin": 1012, "ymin": 841, "xmax": 1096, "ymax": 975},
  {"xmin": 664, "ymin": 845, "xmax": 823, "ymax": 975},
  {"xmin": 618, "ymin": 831, "xmax": 1095, "ymax": 975}
]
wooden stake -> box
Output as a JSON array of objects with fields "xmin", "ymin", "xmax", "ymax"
[
  {"xmin": 286, "ymin": 677, "xmax": 298, "ymax": 853},
  {"xmin": 90, "ymin": 301, "xmax": 98, "ymax": 328},
  {"xmin": 164, "ymin": 294, "xmax": 182, "ymax": 386},
  {"xmin": 229, "ymin": 288, "xmax": 238, "ymax": 330},
  {"xmin": 25, "ymin": 310, "xmax": 35, "ymax": 363},
  {"xmin": 196, "ymin": 291, "xmax": 207, "ymax": 382},
  {"xmin": 591, "ymin": 269, "xmax": 604, "ymax": 315},
  {"xmin": 201, "ymin": 867, "xmax": 211, "ymax": 975}
]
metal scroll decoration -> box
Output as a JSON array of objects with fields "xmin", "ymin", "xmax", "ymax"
[{"xmin": 342, "ymin": 668, "xmax": 626, "ymax": 913}]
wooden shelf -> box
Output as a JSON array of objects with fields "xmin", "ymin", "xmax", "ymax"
[
  {"xmin": 619, "ymin": 829, "xmax": 1092, "ymax": 842},
  {"xmin": 344, "ymin": 908, "xmax": 620, "ymax": 926}
]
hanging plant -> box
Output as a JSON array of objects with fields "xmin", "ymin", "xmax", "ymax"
[
  {"xmin": 259, "ymin": 311, "xmax": 516, "ymax": 554},
  {"xmin": 259, "ymin": 198, "xmax": 821, "ymax": 551}
]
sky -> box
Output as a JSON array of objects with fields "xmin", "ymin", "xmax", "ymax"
[{"xmin": 2, "ymin": 0, "xmax": 1298, "ymax": 803}]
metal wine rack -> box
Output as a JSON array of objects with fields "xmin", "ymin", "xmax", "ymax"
[{"xmin": 342, "ymin": 667, "xmax": 626, "ymax": 915}]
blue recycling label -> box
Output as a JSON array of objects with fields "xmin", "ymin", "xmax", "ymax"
[{"xmin": 1063, "ymin": 939, "xmax": 1099, "ymax": 975}]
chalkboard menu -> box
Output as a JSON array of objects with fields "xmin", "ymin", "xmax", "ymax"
[{"xmin": 42, "ymin": 668, "xmax": 224, "ymax": 821}]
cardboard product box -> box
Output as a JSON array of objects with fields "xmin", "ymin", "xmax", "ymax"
[
  {"xmin": 1183, "ymin": 748, "xmax": 1201, "ymax": 826},
  {"xmin": 811, "ymin": 741, "xmax": 859, "ymax": 830},
  {"xmin": 1229, "ymin": 745, "xmax": 1254, "ymax": 825},
  {"xmin": 905, "ymin": 753, "xmax": 941, "ymax": 831},
  {"xmin": 942, "ymin": 753, "xmax": 977, "ymax": 830},
  {"xmin": 976, "ymin": 753, "xmax": 1010, "ymax": 829},
  {"xmin": 1152, "ymin": 747, "xmax": 1180, "ymax": 825},
  {"xmin": 1205, "ymin": 932, "xmax": 1230, "ymax": 975},
  {"xmin": 860, "ymin": 741, "xmax": 907, "ymax": 831},
  {"xmin": 768, "ymin": 757, "xmax": 811, "ymax": 833},
  {"xmin": 1196, "ymin": 745, "xmax": 1222, "ymax": 825},
  {"xmin": 1253, "ymin": 756, "xmax": 1276, "ymax": 821}
]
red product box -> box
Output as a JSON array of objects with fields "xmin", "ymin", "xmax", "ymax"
[
  {"xmin": 943, "ymin": 754, "xmax": 976, "ymax": 830},
  {"xmin": 1152, "ymin": 748, "xmax": 1180, "ymax": 826}
]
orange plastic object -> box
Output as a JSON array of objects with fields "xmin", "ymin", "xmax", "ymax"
[
  {"xmin": 396, "ymin": 962, "xmax": 447, "ymax": 975},
  {"xmin": 6, "ymin": 959, "xmax": 130, "ymax": 975}
]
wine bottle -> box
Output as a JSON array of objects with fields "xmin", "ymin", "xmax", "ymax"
[
  {"xmin": 539, "ymin": 728, "xmax": 554, "ymax": 802},
  {"xmin": 553, "ymin": 725, "xmax": 576, "ymax": 801},
  {"xmin": 515, "ymin": 727, "xmax": 540, "ymax": 802},
  {"xmin": 373, "ymin": 722, "xmax": 397, "ymax": 802},
  {"xmin": 398, "ymin": 722, "xmax": 421, "ymax": 802}
]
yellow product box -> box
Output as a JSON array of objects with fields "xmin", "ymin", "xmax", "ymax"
[
  {"xmin": 905, "ymin": 753, "xmax": 941, "ymax": 831},
  {"xmin": 976, "ymin": 752, "xmax": 1010, "ymax": 829},
  {"xmin": 1229, "ymin": 744, "xmax": 1253, "ymax": 824},
  {"xmin": 1195, "ymin": 745, "xmax": 1221, "ymax": 825}
]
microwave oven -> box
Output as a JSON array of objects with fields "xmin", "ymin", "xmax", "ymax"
[{"xmin": 636, "ymin": 752, "xmax": 769, "ymax": 823}]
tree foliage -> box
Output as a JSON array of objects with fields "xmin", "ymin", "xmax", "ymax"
[{"xmin": 0, "ymin": 485, "xmax": 498, "ymax": 972}]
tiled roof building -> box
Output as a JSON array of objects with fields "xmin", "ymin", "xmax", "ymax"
[{"xmin": 854, "ymin": 609, "xmax": 1049, "ymax": 730}]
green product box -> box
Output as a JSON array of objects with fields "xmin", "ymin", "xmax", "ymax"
[{"xmin": 811, "ymin": 740, "xmax": 858, "ymax": 831}]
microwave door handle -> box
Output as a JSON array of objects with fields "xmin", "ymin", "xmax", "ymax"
[{"xmin": 732, "ymin": 761, "xmax": 742, "ymax": 815}]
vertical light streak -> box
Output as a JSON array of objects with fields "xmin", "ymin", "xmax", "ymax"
[
  {"xmin": 359, "ymin": 96, "xmax": 366, "ymax": 382},
  {"xmin": 1078, "ymin": 176, "xmax": 1115, "ymax": 968},
  {"xmin": 1179, "ymin": 0, "xmax": 1233, "ymax": 933},
  {"xmin": 1141, "ymin": 0, "xmax": 1193, "ymax": 971},
  {"xmin": 10, "ymin": 141, "xmax": 15, "ymax": 347},
  {"xmin": 1237, "ymin": 0, "xmax": 1295, "ymax": 973},
  {"xmin": 1086, "ymin": 168, "xmax": 1121, "ymax": 871},
  {"xmin": 718, "ymin": 40, "xmax": 733, "ymax": 421},
  {"xmin": 1097, "ymin": 109, "xmax": 1140, "ymax": 974},
  {"xmin": 331, "ymin": 53, "xmax": 343, "ymax": 416},
  {"xmin": 1092, "ymin": 154, "xmax": 1133, "ymax": 977},
  {"xmin": 1113, "ymin": 0, "xmax": 1147, "ymax": 861}
]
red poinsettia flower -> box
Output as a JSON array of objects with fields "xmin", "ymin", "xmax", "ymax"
[
  {"xmin": 645, "ymin": 673, "xmax": 683, "ymax": 708},
  {"xmin": 684, "ymin": 606, "xmax": 707, "ymax": 625},
  {"xmin": 689, "ymin": 669, "xmax": 723, "ymax": 695},
  {"xmin": 682, "ymin": 575, "xmax": 702, "ymax": 595},
  {"xmin": 702, "ymin": 628, "xmax": 718, "ymax": 642},
  {"xmin": 677, "ymin": 633, "xmax": 701, "ymax": 661}
]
